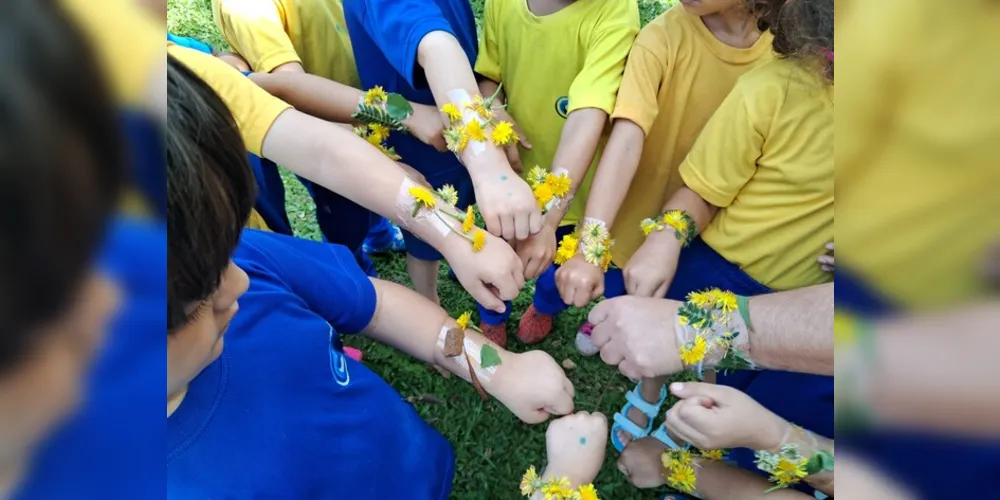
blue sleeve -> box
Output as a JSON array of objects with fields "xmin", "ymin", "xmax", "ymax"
[
  {"xmin": 234, "ymin": 230, "xmax": 377, "ymax": 333},
  {"xmin": 348, "ymin": 0, "xmax": 456, "ymax": 88},
  {"xmin": 166, "ymin": 33, "xmax": 214, "ymax": 55}
]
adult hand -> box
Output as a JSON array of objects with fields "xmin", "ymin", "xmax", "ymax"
[
  {"xmin": 443, "ymin": 231, "xmax": 524, "ymax": 313},
  {"xmin": 588, "ymin": 296, "xmax": 683, "ymax": 379},
  {"xmin": 492, "ymin": 107, "xmax": 532, "ymax": 174},
  {"xmin": 664, "ymin": 382, "xmax": 787, "ymax": 451},
  {"xmin": 623, "ymin": 232, "xmax": 681, "ymax": 298},
  {"xmin": 514, "ymin": 223, "xmax": 557, "ymax": 280},
  {"xmin": 468, "ymin": 147, "xmax": 542, "ymax": 240},
  {"xmin": 555, "ymin": 255, "xmax": 605, "ymax": 308},
  {"xmin": 491, "ymin": 350, "xmax": 575, "ymax": 424},
  {"xmin": 404, "ymin": 103, "xmax": 448, "ymax": 152},
  {"xmin": 543, "ymin": 411, "xmax": 608, "ymax": 488}
]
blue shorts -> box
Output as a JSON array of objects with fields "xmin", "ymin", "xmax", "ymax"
[
  {"xmin": 246, "ymin": 155, "xmax": 292, "ymax": 235},
  {"xmin": 403, "ymin": 168, "xmax": 474, "ymax": 262}
]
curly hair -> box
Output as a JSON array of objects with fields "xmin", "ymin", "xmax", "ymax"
[{"xmin": 749, "ymin": 0, "xmax": 834, "ymax": 81}]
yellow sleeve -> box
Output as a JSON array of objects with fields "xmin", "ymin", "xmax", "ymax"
[
  {"xmin": 609, "ymin": 40, "xmax": 664, "ymax": 135},
  {"xmin": 213, "ymin": 0, "xmax": 301, "ymax": 73},
  {"xmin": 474, "ymin": 0, "xmax": 502, "ymax": 82},
  {"xmin": 678, "ymin": 84, "xmax": 763, "ymax": 208},
  {"xmin": 62, "ymin": 0, "xmax": 163, "ymax": 106},
  {"xmin": 168, "ymin": 45, "xmax": 292, "ymax": 156},
  {"xmin": 566, "ymin": 18, "xmax": 639, "ymax": 115}
]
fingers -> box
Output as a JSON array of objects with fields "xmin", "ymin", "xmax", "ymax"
[
  {"xmin": 587, "ymin": 299, "xmax": 613, "ymax": 327},
  {"xmin": 505, "ymin": 145, "xmax": 524, "ymax": 174},
  {"xmin": 618, "ymin": 359, "xmax": 642, "ymax": 381},
  {"xmin": 466, "ymin": 280, "xmax": 506, "ymax": 314},
  {"xmin": 599, "ymin": 342, "xmax": 624, "ymax": 367},
  {"xmin": 501, "ymin": 213, "xmax": 516, "ymax": 241},
  {"xmin": 528, "ymin": 207, "xmax": 543, "ymax": 235},
  {"xmin": 563, "ymin": 378, "xmax": 576, "ymax": 400},
  {"xmin": 522, "ymin": 254, "xmax": 539, "ymax": 280},
  {"xmin": 490, "ymin": 268, "xmax": 520, "ymax": 302},
  {"xmin": 669, "ymin": 381, "xmax": 728, "ymax": 402},
  {"xmin": 484, "ymin": 210, "xmax": 502, "ymax": 238},
  {"xmin": 544, "ymin": 390, "xmax": 575, "ymax": 416},
  {"xmin": 664, "ymin": 407, "xmax": 702, "ymax": 447},
  {"xmin": 522, "ymin": 409, "xmax": 552, "ymax": 425}
]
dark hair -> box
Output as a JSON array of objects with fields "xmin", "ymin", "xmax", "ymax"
[
  {"xmin": 750, "ymin": 0, "xmax": 834, "ymax": 80},
  {"xmin": 0, "ymin": 0, "xmax": 125, "ymax": 370},
  {"xmin": 166, "ymin": 55, "xmax": 256, "ymax": 332}
]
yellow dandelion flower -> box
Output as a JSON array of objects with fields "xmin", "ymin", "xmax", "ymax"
[
  {"xmin": 601, "ymin": 243, "xmax": 614, "ymax": 271},
  {"xmin": 456, "ymin": 311, "xmax": 473, "ymax": 331},
  {"xmin": 520, "ymin": 466, "xmax": 539, "ymax": 496},
  {"xmin": 774, "ymin": 457, "xmax": 809, "ymax": 486},
  {"xmin": 687, "ymin": 290, "xmax": 713, "ymax": 308},
  {"xmin": 465, "ymin": 119, "xmax": 487, "ymax": 142},
  {"xmin": 677, "ymin": 314, "xmax": 690, "ymax": 326},
  {"xmin": 544, "ymin": 173, "xmax": 571, "ymax": 197},
  {"xmin": 664, "ymin": 464, "xmax": 697, "ymax": 493},
  {"xmin": 444, "ymin": 126, "xmax": 468, "ymax": 153},
  {"xmin": 353, "ymin": 125, "xmax": 368, "ymax": 138},
  {"xmin": 709, "ymin": 289, "xmax": 738, "ymax": 315},
  {"xmin": 540, "ymin": 478, "xmax": 572, "ymax": 500},
  {"xmin": 472, "ymin": 229, "xmax": 487, "ymax": 252},
  {"xmin": 436, "ymin": 184, "xmax": 459, "ymax": 206},
  {"xmin": 461, "ymin": 206, "xmax": 475, "ymax": 234},
  {"xmin": 663, "ymin": 210, "xmax": 690, "ymax": 234},
  {"xmin": 679, "ymin": 335, "xmax": 708, "ymax": 366},
  {"xmin": 640, "ymin": 218, "xmax": 660, "ymax": 236},
  {"xmin": 368, "ymin": 123, "xmax": 390, "ymax": 143},
  {"xmin": 441, "ymin": 103, "xmax": 463, "ymax": 124},
  {"xmin": 365, "ymin": 131, "xmax": 384, "ymax": 147},
  {"xmin": 578, "ymin": 484, "xmax": 599, "ymax": 500},
  {"xmin": 526, "ymin": 166, "xmax": 549, "ymax": 188},
  {"xmin": 554, "ymin": 234, "xmax": 579, "ymax": 265},
  {"xmin": 408, "ymin": 186, "xmax": 436, "ymax": 209},
  {"xmin": 467, "ymin": 95, "xmax": 493, "ymax": 121},
  {"xmin": 700, "ymin": 449, "xmax": 726, "ymax": 461},
  {"xmin": 491, "ymin": 121, "xmax": 518, "ymax": 146},
  {"xmin": 364, "ymin": 85, "xmax": 388, "ymax": 105},
  {"xmin": 583, "ymin": 242, "xmax": 609, "ymax": 268},
  {"xmin": 378, "ymin": 145, "xmax": 401, "ymax": 161},
  {"xmin": 534, "ymin": 183, "xmax": 554, "ymax": 209}
]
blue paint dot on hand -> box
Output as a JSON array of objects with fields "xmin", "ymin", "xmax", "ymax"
[
  {"xmin": 579, "ymin": 437, "xmax": 587, "ymax": 446},
  {"xmin": 500, "ymin": 175, "xmax": 508, "ymax": 181}
]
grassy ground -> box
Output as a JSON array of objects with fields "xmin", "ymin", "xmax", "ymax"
[{"xmin": 168, "ymin": 1, "xmax": 681, "ymax": 498}]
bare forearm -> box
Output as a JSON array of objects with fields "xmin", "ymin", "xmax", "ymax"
[
  {"xmin": 581, "ymin": 120, "xmax": 644, "ymax": 227},
  {"xmin": 663, "ymin": 186, "xmax": 718, "ymax": 231},
  {"xmin": 747, "ymin": 283, "xmax": 833, "ymax": 375},
  {"xmin": 249, "ymin": 72, "xmax": 362, "ymax": 124},
  {"xmin": 695, "ymin": 461, "xmax": 813, "ymax": 500},
  {"xmin": 544, "ymin": 109, "xmax": 608, "ymax": 225}
]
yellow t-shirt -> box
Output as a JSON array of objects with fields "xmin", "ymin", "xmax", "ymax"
[
  {"xmin": 475, "ymin": 0, "xmax": 639, "ymax": 227},
  {"xmin": 169, "ymin": 44, "xmax": 295, "ymax": 232},
  {"xmin": 167, "ymin": 44, "xmax": 293, "ymax": 157},
  {"xmin": 608, "ymin": 4, "xmax": 773, "ymax": 266},
  {"xmin": 213, "ymin": 0, "xmax": 359, "ymax": 87},
  {"xmin": 62, "ymin": 0, "xmax": 164, "ymax": 107},
  {"xmin": 680, "ymin": 58, "xmax": 833, "ymax": 291},
  {"xmin": 837, "ymin": 0, "xmax": 1000, "ymax": 308}
]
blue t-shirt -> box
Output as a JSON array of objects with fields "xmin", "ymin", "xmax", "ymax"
[
  {"xmin": 343, "ymin": 0, "xmax": 477, "ymax": 178},
  {"xmin": 13, "ymin": 218, "xmax": 167, "ymax": 499},
  {"xmin": 166, "ymin": 230, "xmax": 454, "ymax": 499}
]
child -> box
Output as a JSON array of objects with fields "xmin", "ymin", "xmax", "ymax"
[
  {"xmin": 165, "ymin": 57, "xmax": 574, "ymax": 497},
  {"xmin": 166, "ymin": 43, "xmax": 525, "ymax": 315},
  {"xmin": 342, "ymin": 0, "xmax": 543, "ymax": 306},
  {"xmin": 593, "ymin": 0, "xmax": 834, "ymax": 472},
  {"xmin": 549, "ymin": 0, "xmax": 776, "ymax": 448},
  {"xmin": 472, "ymin": 0, "xmax": 640, "ymax": 346}
]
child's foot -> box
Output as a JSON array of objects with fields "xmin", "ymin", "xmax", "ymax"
[
  {"xmin": 615, "ymin": 398, "xmax": 657, "ymax": 448},
  {"xmin": 574, "ymin": 321, "xmax": 599, "ymax": 356},
  {"xmin": 480, "ymin": 322, "xmax": 507, "ymax": 348},
  {"xmin": 516, "ymin": 305, "xmax": 554, "ymax": 344}
]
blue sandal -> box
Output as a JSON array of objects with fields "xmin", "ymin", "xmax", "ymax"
[
  {"xmin": 650, "ymin": 424, "xmax": 689, "ymax": 451},
  {"xmin": 611, "ymin": 381, "xmax": 668, "ymax": 452}
]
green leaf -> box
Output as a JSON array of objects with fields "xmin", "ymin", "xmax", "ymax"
[
  {"xmin": 480, "ymin": 345, "xmax": 502, "ymax": 368},
  {"xmin": 803, "ymin": 450, "xmax": 835, "ymax": 475},
  {"xmin": 385, "ymin": 93, "xmax": 414, "ymax": 122}
]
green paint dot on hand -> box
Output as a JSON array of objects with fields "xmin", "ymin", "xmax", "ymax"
[
  {"xmin": 579, "ymin": 437, "xmax": 587, "ymax": 446},
  {"xmin": 500, "ymin": 175, "xmax": 508, "ymax": 181}
]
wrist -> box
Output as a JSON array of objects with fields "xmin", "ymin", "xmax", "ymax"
[
  {"xmin": 540, "ymin": 465, "xmax": 589, "ymax": 490},
  {"xmin": 755, "ymin": 416, "xmax": 790, "ymax": 452}
]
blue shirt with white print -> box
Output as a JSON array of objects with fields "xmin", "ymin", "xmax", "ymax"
[{"xmin": 166, "ymin": 229, "xmax": 454, "ymax": 499}]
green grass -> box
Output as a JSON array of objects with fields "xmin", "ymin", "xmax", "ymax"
[{"xmin": 168, "ymin": 0, "xmax": 679, "ymax": 498}]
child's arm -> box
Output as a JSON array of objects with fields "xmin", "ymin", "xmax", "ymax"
[
  {"xmin": 363, "ymin": 278, "xmax": 575, "ymax": 423},
  {"xmin": 623, "ymin": 80, "xmax": 762, "ymax": 298},
  {"xmin": 248, "ymin": 71, "xmax": 446, "ymax": 150}
]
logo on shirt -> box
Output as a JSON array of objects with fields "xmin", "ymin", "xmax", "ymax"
[
  {"xmin": 328, "ymin": 325, "xmax": 350, "ymax": 387},
  {"xmin": 555, "ymin": 96, "xmax": 570, "ymax": 119}
]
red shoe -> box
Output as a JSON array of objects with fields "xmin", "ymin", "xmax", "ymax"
[
  {"xmin": 344, "ymin": 346, "xmax": 363, "ymax": 362},
  {"xmin": 480, "ymin": 322, "xmax": 507, "ymax": 348},
  {"xmin": 515, "ymin": 305, "xmax": 554, "ymax": 344}
]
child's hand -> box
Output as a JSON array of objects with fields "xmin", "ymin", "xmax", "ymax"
[
  {"xmin": 555, "ymin": 255, "xmax": 605, "ymax": 307},
  {"xmin": 818, "ymin": 242, "xmax": 834, "ymax": 273},
  {"xmin": 444, "ymin": 231, "xmax": 524, "ymax": 313},
  {"xmin": 623, "ymin": 232, "xmax": 681, "ymax": 298},
  {"xmin": 616, "ymin": 437, "xmax": 668, "ymax": 489},
  {"xmin": 472, "ymin": 167, "xmax": 542, "ymax": 241},
  {"xmin": 514, "ymin": 224, "xmax": 557, "ymax": 279},
  {"xmin": 665, "ymin": 382, "xmax": 787, "ymax": 451},
  {"xmin": 490, "ymin": 350, "xmax": 575, "ymax": 424},
  {"xmin": 404, "ymin": 103, "xmax": 448, "ymax": 152},
  {"xmin": 543, "ymin": 411, "xmax": 608, "ymax": 487}
]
